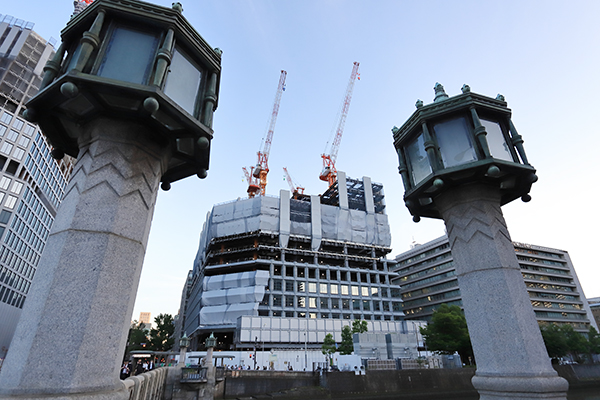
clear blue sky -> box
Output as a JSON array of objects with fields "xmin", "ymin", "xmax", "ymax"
[{"xmin": 4, "ymin": 0, "xmax": 600, "ymax": 322}]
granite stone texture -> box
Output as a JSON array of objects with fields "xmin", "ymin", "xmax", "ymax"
[
  {"xmin": 0, "ymin": 118, "xmax": 170, "ymax": 400},
  {"xmin": 436, "ymin": 183, "xmax": 568, "ymax": 400}
]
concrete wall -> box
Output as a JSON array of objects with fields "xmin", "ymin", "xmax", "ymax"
[{"xmin": 223, "ymin": 370, "xmax": 319, "ymax": 398}]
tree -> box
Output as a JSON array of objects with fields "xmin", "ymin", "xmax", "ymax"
[
  {"xmin": 587, "ymin": 326, "xmax": 600, "ymax": 358},
  {"xmin": 352, "ymin": 320, "xmax": 368, "ymax": 334},
  {"xmin": 562, "ymin": 324, "xmax": 588, "ymax": 363},
  {"xmin": 339, "ymin": 325, "xmax": 354, "ymax": 355},
  {"xmin": 149, "ymin": 314, "xmax": 175, "ymax": 351},
  {"xmin": 419, "ymin": 304, "xmax": 473, "ymax": 364},
  {"xmin": 540, "ymin": 323, "xmax": 568, "ymax": 360},
  {"xmin": 126, "ymin": 321, "xmax": 149, "ymax": 357},
  {"xmin": 322, "ymin": 333, "xmax": 336, "ymax": 366}
]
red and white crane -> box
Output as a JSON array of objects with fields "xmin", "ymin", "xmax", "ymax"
[
  {"xmin": 319, "ymin": 61, "xmax": 360, "ymax": 187},
  {"xmin": 244, "ymin": 70, "xmax": 287, "ymax": 197},
  {"xmin": 283, "ymin": 167, "xmax": 305, "ymax": 198}
]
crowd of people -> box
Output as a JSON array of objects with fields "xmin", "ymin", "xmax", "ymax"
[{"xmin": 119, "ymin": 359, "xmax": 155, "ymax": 380}]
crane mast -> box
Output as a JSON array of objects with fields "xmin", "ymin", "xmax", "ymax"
[
  {"xmin": 320, "ymin": 61, "xmax": 360, "ymax": 187},
  {"xmin": 244, "ymin": 70, "xmax": 287, "ymax": 197}
]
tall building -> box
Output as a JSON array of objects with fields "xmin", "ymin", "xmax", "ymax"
[
  {"xmin": 0, "ymin": 16, "xmax": 73, "ymax": 353},
  {"xmin": 588, "ymin": 297, "xmax": 600, "ymax": 331},
  {"xmin": 179, "ymin": 172, "xmax": 407, "ymax": 352},
  {"xmin": 392, "ymin": 236, "xmax": 599, "ymax": 334}
]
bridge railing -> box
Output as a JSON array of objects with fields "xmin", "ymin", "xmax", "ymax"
[{"xmin": 123, "ymin": 367, "xmax": 170, "ymax": 400}]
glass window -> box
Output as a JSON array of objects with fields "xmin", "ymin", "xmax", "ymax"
[
  {"xmin": 18, "ymin": 137, "xmax": 29, "ymax": 148},
  {"xmin": 0, "ymin": 177, "xmax": 11, "ymax": 189},
  {"xmin": 163, "ymin": 47, "xmax": 203, "ymax": 117},
  {"xmin": 433, "ymin": 117, "xmax": 477, "ymax": 168},
  {"xmin": 341, "ymin": 285, "xmax": 349, "ymax": 295},
  {"xmin": 0, "ymin": 112, "xmax": 12, "ymax": 124},
  {"xmin": 309, "ymin": 313, "xmax": 317, "ymax": 319},
  {"xmin": 308, "ymin": 282, "xmax": 317, "ymax": 293},
  {"xmin": 320, "ymin": 298, "xmax": 328, "ymax": 309},
  {"xmin": 342, "ymin": 299, "xmax": 350, "ymax": 309},
  {"xmin": 13, "ymin": 119, "xmax": 24, "ymax": 131},
  {"xmin": 330, "ymin": 284, "xmax": 339, "ymax": 295},
  {"xmin": 405, "ymin": 133, "xmax": 431, "ymax": 185},
  {"xmin": 351, "ymin": 285, "xmax": 359, "ymax": 296},
  {"xmin": 481, "ymin": 119, "xmax": 513, "ymax": 162},
  {"xmin": 0, "ymin": 126, "xmax": 6, "ymax": 136},
  {"xmin": 371, "ymin": 287, "xmax": 379, "ymax": 296},
  {"xmin": 285, "ymin": 295, "xmax": 294, "ymax": 307},
  {"xmin": 309, "ymin": 297, "xmax": 317, "ymax": 308},
  {"xmin": 0, "ymin": 142, "xmax": 13, "ymax": 155},
  {"xmin": 7, "ymin": 130, "xmax": 18, "ymax": 142},
  {"xmin": 23, "ymin": 125, "xmax": 35, "ymax": 136},
  {"xmin": 320, "ymin": 283, "xmax": 328, "ymax": 294},
  {"xmin": 297, "ymin": 296, "xmax": 305, "ymax": 308},
  {"xmin": 5, "ymin": 196, "xmax": 17, "ymax": 209},
  {"xmin": 273, "ymin": 295, "xmax": 282, "ymax": 307},
  {"xmin": 362, "ymin": 300, "xmax": 370, "ymax": 311},
  {"xmin": 13, "ymin": 148, "xmax": 24, "ymax": 161},
  {"xmin": 97, "ymin": 26, "xmax": 159, "ymax": 85},
  {"xmin": 297, "ymin": 282, "xmax": 305, "ymax": 293},
  {"xmin": 10, "ymin": 182, "xmax": 23, "ymax": 195},
  {"xmin": 285, "ymin": 281, "xmax": 294, "ymax": 292},
  {"xmin": 352, "ymin": 299, "xmax": 361, "ymax": 310},
  {"xmin": 0, "ymin": 210, "xmax": 11, "ymax": 224},
  {"xmin": 361, "ymin": 287, "xmax": 369, "ymax": 296},
  {"xmin": 273, "ymin": 279, "xmax": 282, "ymax": 291}
]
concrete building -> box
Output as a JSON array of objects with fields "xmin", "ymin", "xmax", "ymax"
[
  {"xmin": 179, "ymin": 172, "xmax": 409, "ymax": 355},
  {"xmin": 588, "ymin": 297, "xmax": 600, "ymax": 331},
  {"xmin": 392, "ymin": 236, "xmax": 599, "ymax": 334},
  {"xmin": 0, "ymin": 16, "xmax": 73, "ymax": 353}
]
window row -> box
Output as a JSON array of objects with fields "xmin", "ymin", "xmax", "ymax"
[
  {"xmin": 0, "ymin": 266, "xmax": 31, "ymax": 294},
  {"xmin": 4, "ymin": 231, "xmax": 41, "ymax": 266},
  {"xmin": 273, "ymin": 265, "xmax": 389, "ymax": 284},
  {"xmin": 269, "ymin": 279, "xmax": 401, "ymax": 298},
  {"xmin": 258, "ymin": 310, "xmax": 403, "ymax": 321},
  {"xmin": 263, "ymin": 294, "xmax": 403, "ymax": 313},
  {"xmin": 0, "ymin": 245, "xmax": 35, "ymax": 280},
  {"xmin": 21, "ymin": 187, "xmax": 53, "ymax": 228},
  {"xmin": 0, "ymin": 283, "xmax": 25, "ymax": 309},
  {"xmin": 398, "ymin": 260, "xmax": 454, "ymax": 283}
]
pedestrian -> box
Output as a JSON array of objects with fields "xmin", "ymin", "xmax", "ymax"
[{"xmin": 120, "ymin": 362, "xmax": 129, "ymax": 380}]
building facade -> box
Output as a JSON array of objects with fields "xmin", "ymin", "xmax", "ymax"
[
  {"xmin": 179, "ymin": 173, "xmax": 407, "ymax": 352},
  {"xmin": 392, "ymin": 236, "xmax": 599, "ymax": 334},
  {"xmin": 0, "ymin": 16, "xmax": 73, "ymax": 353}
]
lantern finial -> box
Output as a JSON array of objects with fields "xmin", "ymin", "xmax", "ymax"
[{"xmin": 433, "ymin": 83, "xmax": 448, "ymax": 102}]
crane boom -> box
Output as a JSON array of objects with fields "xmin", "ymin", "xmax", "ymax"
[
  {"xmin": 283, "ymin": 167, "xmax": 305, "ymax": 197},
  {"xmin": 320, "ymin": 61, "xmax": 360, "ymax": 186},
  {"xmin": 244, "ymin": 70, "xmax": 287, "ymax": 197}
]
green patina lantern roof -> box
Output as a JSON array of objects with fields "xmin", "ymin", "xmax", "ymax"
[{"xmin": 25, "ymin": 0, "xmax": 222, "ymax": 190}]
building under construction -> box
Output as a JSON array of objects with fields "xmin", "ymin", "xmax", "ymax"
[{"xmin": 178, "ymin": 172, "xmax": 409, "ymax": 354}]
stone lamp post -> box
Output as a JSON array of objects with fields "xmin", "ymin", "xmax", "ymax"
[
  {"xmin": 179, "ymin": 333, "xmax": 190, "ymax": 366},
  {"xmin": 392, "ymin": 84, "xmax": 568, "ymax": 400},
  {"xmin": 203, "ymin": 333, "xmax": 217, "ymax": 400},
  {"xmin": 0, "ymin": 1, "xmax": 221, "ymax": 400}
]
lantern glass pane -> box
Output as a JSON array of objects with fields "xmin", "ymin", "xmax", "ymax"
[
  {"xmin": 481, "ymin": 119, "xmax": 514, "ymax": 162},
  {"xmin": 433, "ymin": 117, "xmax": 477, "ymax": 168},
  {"xmin": 97, "ymin": 27, "xmax": 159, "ymax": 85},
  {"xmin": 405, "ymin": 133, "xmax": 431, "ymax": 185},
  {"xmin": 164, "ymin": 48, "xmax": 203, "ymax": 117}
]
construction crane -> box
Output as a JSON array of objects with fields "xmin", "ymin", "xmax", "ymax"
[
  {"xmin": 283, "ymin": 167, "xmax": 305, "ymax": 198},
  {"xmin": 244, "ymin": 70, "xmax": 287, "ymax": 197},
  {"xmin": 319, "ymin": 61, "xmax": 360, "ymax": 187}
]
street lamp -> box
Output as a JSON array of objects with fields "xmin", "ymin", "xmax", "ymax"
[
  {"xmin": 25, "ymin": 0, "xmax": 221, "ymax": 190},
  {"xmin": 178, "ymin": 332, "xmax": 190, "ymax": 366},
  {"xmin": 0, "ymin": 2, "xmax": 222, "ymax": 400},
  {"xmin": 392, "ymin": 84, "xmax": 568, "ymax": 400}
]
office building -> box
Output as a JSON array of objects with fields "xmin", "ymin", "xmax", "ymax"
[
  {"xmin": 0, "ymin": 15, "xmax": 74, "ymax": 353},
  {"xmin": 179, "ymin": 172, "xmax": 408, "ymax": 353},
  {"xmin": 392, "ymin": 236, "xmax": 599, "ymax": 334}
]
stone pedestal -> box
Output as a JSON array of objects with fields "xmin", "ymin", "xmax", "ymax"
[
  {"xmin": 0, "ymin": 118, "xmax": 170, "ymax": 400},
  {"xmin": 436, "ymin": 183, "xmax": 568, "ymax": 400}
]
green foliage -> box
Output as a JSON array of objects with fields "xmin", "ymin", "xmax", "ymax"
[
  {"xmin": 339, "ymin": 325, "xmax": 354, "ymax": 355},
  {"xmin": 127, "ymin": 321, "xmax": 149, "ymax": 355},
  {"xmin": 352, "ymin": 320, "xmax": 368, "ymax": 334},
  {"xmin": 419, "ymin": 304, "xmax": 473, "ymax": 364},
  {"xmin": 149, "ymin": 314, "xmax": 175, "ymax": 351},
  {"xmin": 540, "ymin": 323, "xmax": 568, "ymax": 359},
  {"xmin": 322, "ymin": 333, "xmax": 336, "ymax": 365},
  {"xmin": 539, "ymin": 323, "xmax": 600, "ymax": 363}
]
